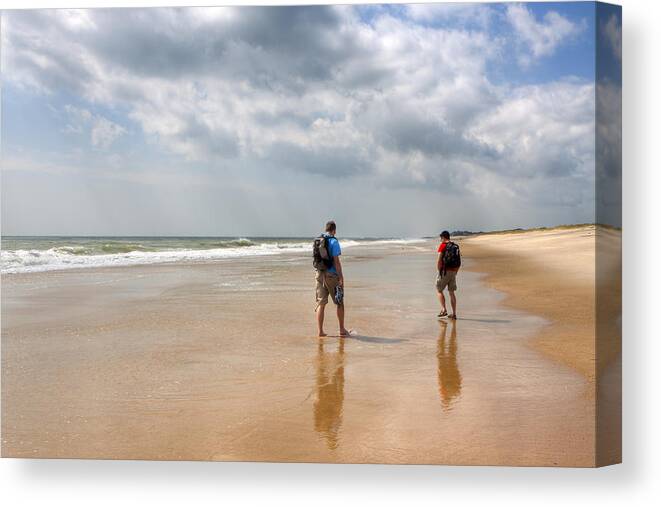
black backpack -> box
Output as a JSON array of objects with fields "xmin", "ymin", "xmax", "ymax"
[
  {"xmin": 442, "ymin": 241, "xmax": 461, "ymax": 273},
  {"xmin": 313, "ymin": 235, "xmax": 333, "ymax": 271}
]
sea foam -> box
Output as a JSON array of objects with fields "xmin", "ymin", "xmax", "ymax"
[{"xmin": 1, "ymin": 238, "xmax": 424, "ymax": 274}]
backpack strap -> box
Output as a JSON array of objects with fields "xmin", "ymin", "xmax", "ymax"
[{"xmin": 441, "ymin": 242, "xmax": 447, "ymax": 277}]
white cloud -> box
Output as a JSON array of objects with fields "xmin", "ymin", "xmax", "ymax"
[
  {"xmin": 2, "ymin": 6, "xmax": 596, "ymax": 231},
  {"xmin": 472, "ymin": 80, "xmax": 595, "ymax": 180},
  {"xmin": 506, "ymin": 4, "xmax": 584, "ymax": 66},
  {"xmin": 63, "ymin": 104, "xmax": 126, "ymax": 149},
  {"xmin": 406, "ymin": 3, "xmax": 493, "ymax": 28},
  {"xmin": 58, "ymin": 9, "xmax": 97, "ymax": 32},
  {"xmin": 91, "ymin": 116, "xmax": 127, "ymax": 149},
  {"xmin": 602, "ymin": 14, "xmax": 622, "ymax": 63},
  {"xmin": 62, "ymin": 104, "xmax": 92, "ymax": 133}
]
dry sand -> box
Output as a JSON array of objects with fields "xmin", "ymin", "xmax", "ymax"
[
  {"xmin": 1, "ymin": 233, "xmax": 612, "ymax": 466},
  {"xmin": 462, "ymin": 225, "xmax": 621, "ymax": 380},
  {"xmin": 462, "ymin": 225, "xmax": 621, "ymax": 464},
  {"xmin": 462, "ymin": 226, "xmax": 597, "ymax": 380}
]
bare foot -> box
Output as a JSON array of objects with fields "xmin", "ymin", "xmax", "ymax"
[
  {"xmin": 339, "ymin": 328, "xmax": 351, "ymax": 336},
  {"xmin": 318, "ymin": 332, "xmax": 328, "ymax": 337}
]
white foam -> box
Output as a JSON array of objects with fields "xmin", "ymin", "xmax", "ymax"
[{"xmin": 1, "ymin": 238, "xmax": 426, "ymax": 274}]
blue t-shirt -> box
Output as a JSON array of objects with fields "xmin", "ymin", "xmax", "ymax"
[{"xmin": 325, "ymin": 235, "xmax": 342, "ymax": 274}]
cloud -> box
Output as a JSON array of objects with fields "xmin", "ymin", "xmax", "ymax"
[
  {"xmin": 91, "ymin": 116, "xmax": 127, "ymax": 149},
  {"xmin": 595, "ymin": 80, "xmax": 621, "ymax": 227},
  {"xmin": 62, "ymin": 104, "xmax": 92, "ymax": 133},
  {"xmin": 63, "ymin": 105, "xmax": 126, "ymax": 149},
  {"xmin": 596, "ymin": 81, "xmax": 621, "ymax": 179},
  {"xmin": 2, "ymin": 5, "xmax": 596, "ymax": 223},
  {"xmin": 265, "ymin": 141, "xmax": 370, "ymax": 178},
  {"xmin": 405, "ymin": 3, "xmax": 493, "ymax": 29},
  {"xmin": 601, "ymin": 14, "xmax": 622, "ymax": 63},
  {"xmin": 506, "ymin": 4, "xmax": 584, "ymax": 66},
  {"xmin": 471, "ymin": 80, "xmax": 595, "ymax": 178}
]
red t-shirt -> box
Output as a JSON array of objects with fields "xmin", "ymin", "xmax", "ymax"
[{"xmin": 437, "ymin": 241, "xmax": 459, "ymax": 272}]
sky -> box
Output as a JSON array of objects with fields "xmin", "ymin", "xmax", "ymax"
[
  {"xmin": 0, "ymin": 2, "xmax": 619, "ymax": 237},
  {"xmin": 595, "ymin": 2, "xmax": 622, "ymax": 228}
]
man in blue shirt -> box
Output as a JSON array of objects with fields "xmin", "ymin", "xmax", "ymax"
[{"xmin": 315, "ymin": 220, "xmax": 350, "ymax": 337}]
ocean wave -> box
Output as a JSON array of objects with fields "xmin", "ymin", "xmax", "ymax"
[
  {"xmin": 53, "ymin": 245, "xmax": 93, "ymax": 255},
  {"xmin": 198, "ymin": 238, "xmax": 256, "ymax": 248},
  {"xmin": 51, "ymin": 238, "xmax": 259, "ymax": 255},
  {"xmin": 100, "ymin": 243, "xmax": 150, "ymax": 254},
  {"xmin": 1, "ymin": 237, "xmax": 426, "ymax": 274},
  {"xmin": 0, "ymin": 243, "xmax": 302, "ymax": 274}
]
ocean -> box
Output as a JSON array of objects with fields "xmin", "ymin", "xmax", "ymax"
[{"xmin": 0, "ymin": 236, "xmax": 424, "ymax": 274}]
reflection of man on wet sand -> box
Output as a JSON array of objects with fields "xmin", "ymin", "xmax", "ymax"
[
  {"xmin": 313, "ymin": 339, "xmax": 345, "ymax": 450},
  {"xmin": 437, "ymin": 320, "xmax": 462, "ymax": 409}
]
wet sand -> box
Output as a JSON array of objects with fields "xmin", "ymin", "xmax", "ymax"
[{"xmin": 2, "ymin": 239, "xmax": 597, "ymax": 465}]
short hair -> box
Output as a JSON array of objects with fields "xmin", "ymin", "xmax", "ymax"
[
  {"xmin": 440, "ymin": 230, "xmax": 450, "ymax": 240},
  {"xmin": 325, "ymin": 221, "xmax": 337, "ymax": 233}
]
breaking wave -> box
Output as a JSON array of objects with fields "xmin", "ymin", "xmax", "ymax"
[{"xmin": 1, "ymin": 237, "xmax": 425, "ymax": 274}]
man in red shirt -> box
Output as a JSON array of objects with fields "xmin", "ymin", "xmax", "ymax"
[{"xmin": 436, "ymin": 230, "xmax": 460, "ymax": 319}]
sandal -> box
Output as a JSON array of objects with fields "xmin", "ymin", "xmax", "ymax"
[{"xmin": 437, "ymin": 310, "xmax": 448, "ymax": 318}]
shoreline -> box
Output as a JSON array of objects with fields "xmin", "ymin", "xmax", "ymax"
[
  {"xmin": 459, "ymin": 224, "xmax": 622, "ymax": 465},
  {"xmin": 0, "ymin": 237, "xmax": 427, "ymax": 276},
  {"xmin": 461, "ymin": 225, "xmax": 620, "ymax": 383},
  {"xmin": 2, "ymin": 237, "xmax": 596, "ymax": 465}
]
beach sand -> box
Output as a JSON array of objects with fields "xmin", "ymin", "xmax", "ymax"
[
  {"xmin": 462, "ymin": 225, "xmax": 621, "ymax": 465},
  {"xmin": 1, "ymin": 231, "xmax": 609, "ymax": 466}
]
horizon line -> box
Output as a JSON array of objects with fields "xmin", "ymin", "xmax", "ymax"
[{"xmin": 0, "ymin": 223, "xmax": 607, "ymax": 240}]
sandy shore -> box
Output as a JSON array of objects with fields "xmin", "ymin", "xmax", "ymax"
[
  {"xmin": 462, "ymin": 226, "xmax": 597, "ymax": 380},
  {"xmin": 462, "ymin": 225, "xmax": 621, "ymax": 465},
  {"xmin": 2, "ymin": 237, "xmax": 602, "ymax": 465}
]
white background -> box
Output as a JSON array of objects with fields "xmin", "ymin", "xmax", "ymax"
[{"xmin": 0, "ymin": 0, "xmax": 658, "ymax": 505}]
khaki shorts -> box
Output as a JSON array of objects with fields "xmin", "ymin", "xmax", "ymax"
[
  {"xmin": 436, "ymin": 270, "xmax": 458, "ymax": 292},
  {"xmin": 316, "ymin": 271, "xmax": 342, "ymax": 307}
]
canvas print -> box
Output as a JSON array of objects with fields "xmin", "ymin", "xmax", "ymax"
[{"xmin": 1, "ymin": 2, "xmax": 621, "ymax": 466}]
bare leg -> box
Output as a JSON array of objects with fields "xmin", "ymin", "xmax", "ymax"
[
  {"xmin": 438, "ymin": 291, "xmax": 447, "ymax": 313},
  {"xmin": 317, "ymin": 303, "xmax": 327, "ymax": 337},
  {"xmin": 449, "ymin": 291, "xmax": 457, "ymax": 318},
  {"xmin": 337, "ymin": 304, "xmax": 349, "ymax": 336}
]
